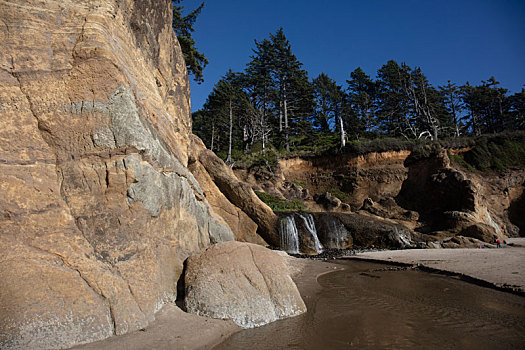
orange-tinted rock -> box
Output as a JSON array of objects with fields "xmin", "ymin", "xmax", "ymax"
[
  {"xmin": 0, "ymin": 0, "xmax": 233, "ymax": 348},
  {"xmin": 188, "ymin": 138, "xmax": 267, "ymax": 246},
  {"xmin": 193, "ymin": 143, "xmax": 279, "ymax": 246}
]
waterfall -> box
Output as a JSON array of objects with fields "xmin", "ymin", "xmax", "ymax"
[
  {"xmin": 325, "ymin": 217, "xmax": 348, "ymax": 249},
  {"xmin": 297, "ymin": 213, "xmax": 323, "ymax": 254},
  {"xmin": 279, "ymin": 215, "xmax": 300, "ymax": 254}
]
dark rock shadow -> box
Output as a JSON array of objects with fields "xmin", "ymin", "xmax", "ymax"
[
  {"xmin": 509, "ymin": 191, "xmax": 525, "ymax": 237},
  {"xmin": 176, "ymin": 259, "xmax": 188, "ymax": 310}
]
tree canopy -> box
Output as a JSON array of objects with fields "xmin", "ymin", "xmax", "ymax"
[
  {"xmin": 172, "ymin": 0, "xmax": 208, "ymax": 83},
  {"xmin": 193, "ymin": 28, "xmax": 525, "ymax": 163}
]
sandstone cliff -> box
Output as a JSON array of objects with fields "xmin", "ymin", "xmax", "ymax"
[{"xmin": 0, "ymin": 1, "xmax": 272, "ymax": 348}]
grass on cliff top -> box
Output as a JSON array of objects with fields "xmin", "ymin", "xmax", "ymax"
[
  {"xmin": 460, "ymin": 132, "xmax": 525, "ymax": 171},
  {"xmin": 255, "ymin": 191, "xmax": 306, "ymax": 212},
  {"xmin": 232, "ymin": 136, "xmax": 417, "ymax": 171},
  {"xmin": 229, "ymin": 131, "xmax": 525, "ymax": 172}
]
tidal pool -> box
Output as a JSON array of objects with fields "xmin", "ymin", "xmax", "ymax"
[{"xmin": 214, "ymin": 260, "xmax": 525, "ymax": 349}]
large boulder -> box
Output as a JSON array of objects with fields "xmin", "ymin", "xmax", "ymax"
[
  {"xmin": 183, "ymin": 241, "xmax": 306, "ymax": 328},
  {"xmin": 460, "ymin": 223, "xmax": 498, "ymax": 243},
  {"xmin": 313, "ymin": 192, "xmax": 342, "ymax": 211},
  {"xmin": 0, "ymin": 0, "xmax": 233, "ymax": 348}
]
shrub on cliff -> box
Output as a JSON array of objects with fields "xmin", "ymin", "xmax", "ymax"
[
  {"xmin": 462, "ymin": 132, "xmax": 525, "ymax": 171},
  {"xmin": 255, "ymin": 191, "xmax": 306, "ymax": 212}
]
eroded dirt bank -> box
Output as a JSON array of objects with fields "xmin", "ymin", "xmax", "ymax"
[{"xmin": 236, "ymin": 146, "xmax": 525, "ymax": 248}]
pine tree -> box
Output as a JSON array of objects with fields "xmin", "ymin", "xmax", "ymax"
[
  {"xmin": 406, "ymin": 67, "xmax": 448, "ymax": 140},
  {"xmin": 462, "ymin": 77, "xmax": 509, "ymax": 135},
  {"xmin": 172, "ymin": 1, "xmax": 208, "ymax": 83},
  {"xmin": 195, "ymin": 70, "xmax": 251, "ymax": 163},
  {"xmin": 243, "ymin": 28, "xmax": 313, "ymax": 152},
  {"xmin": 269, "ymin": 28, "xmax": 313, "ymax": 151},
  {"xmin": 244, "ymin": 38, "xmax": 275, "ymax": 154},
  {"xmin": 376, "ymin": 60, "xmax": 413, "ymax": 138},
  {"xmin": 313, "ymin": 73, "xmax": 346, "ymax": 146},
  {"xmin": 347, "ymin": 67, "xmax": 376, "ymax": 133},
  {"xmin": 439, "ymin": 81, "xmax": 465, "ymax": 137},
  {"xmin": 508, "ymin": 89, "xmax": 525, "ymax": 130}
]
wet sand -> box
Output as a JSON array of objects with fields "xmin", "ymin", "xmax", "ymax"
[
  {"xmin": 215, "ymin": 259, "xmax": 525, "ymax": 350},
  {"xmin": 70, "ymin": 258, "xmax": 341, "ymax": 350},
  {"xmin": 348, "ymin": 242, "xmax": 525, "ymax": 294},
  {"xmin": 72, "ymin": 245, "xmax": 525, "ymax": 349}
]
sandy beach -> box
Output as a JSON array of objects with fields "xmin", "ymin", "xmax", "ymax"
[
  {"xmin": 72, "ymin": 243, "xmax": 525, "ymax": 349},
  {"xmin": 347, "ymin": 238, "xmax": 525, "ymax": 295},
  {"xmin": 71, "ymin": 257, "xmax": 340, "ymax": 350},
  {"xmin": 71, "ymin": 303, "xmax": 239, "ymax": 350}
]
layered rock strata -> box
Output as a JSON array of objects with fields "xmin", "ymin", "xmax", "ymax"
[{"xmin": 238, "ymin": 148, "xmax": 524, "ymax": 244}]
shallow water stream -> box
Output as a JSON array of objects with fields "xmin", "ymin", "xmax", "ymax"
[{"xmin": 214, "ymin": 260, "xmax": 525, "ymax": 350}]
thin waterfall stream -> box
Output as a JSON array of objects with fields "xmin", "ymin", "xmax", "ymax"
[
  {"xmin": 297, "ymin": 213, "xmax": 323, "ymax": 254},
  {"xmin": 279, "ymin": 215, "xmax": 300, "ymax": 254}
]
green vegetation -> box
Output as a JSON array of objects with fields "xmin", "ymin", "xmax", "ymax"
[
  {"xmin": 172, "ymin": 1, "xmax": 208, "ymax": 83},
  {"xmin": 462, "ymin": 133, "xmax": 525, "ymax": 171},
  {"xmin": 222, "ymin": 131, "xmax": 525, "ymax": 174},
  {"xmin": 292, "ymin": 181, "xmax": 307, "ymax": 188},
  {"xmin": 327, "ymin": 187, "xmax": 351, "ymax": 203},
  {"xmin": 448, "ymin": 153, "xmax": 475, "ymax": 172},
  {"xmin": 233, "ymin": 146, "xmax": 279, "ymax": 170},
  {"xmin": 193, "ymin": 27, "xmax": 524, "ymax": 165},
  {"xmin": 255, "ymin": 191, "xmax": 306, "ymax": 212}
]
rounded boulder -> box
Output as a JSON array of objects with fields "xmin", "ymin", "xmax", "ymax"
[{"xmin": 183, "ymin": 241, "xmax": 306, "ymax": 328}]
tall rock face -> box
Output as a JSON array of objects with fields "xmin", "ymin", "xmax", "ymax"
[{"xmin": 0, "ymin": 0, "xmax": 235, "ymax": 348}]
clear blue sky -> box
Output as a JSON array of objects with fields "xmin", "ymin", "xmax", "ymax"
[{"xmin": 184, "ymin": 0, "xmax": 525, "ymax": 112}]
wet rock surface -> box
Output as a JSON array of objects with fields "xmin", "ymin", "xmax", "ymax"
[
  {"xmin": 314, "ymin": 212, "xmax": 417, "ymax": 249},
  {"xmin": 240, "ymin": 147, "xmax": 525, "ymax": 246}
]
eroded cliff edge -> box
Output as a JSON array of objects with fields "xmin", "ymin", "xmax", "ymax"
[
  {"xmin": 0, "ymin": 1, "xmax": 273, "ymax": 348},
  {"xmin": 236, "ymin": 144, "xmax": 524, "ymax": 248}
]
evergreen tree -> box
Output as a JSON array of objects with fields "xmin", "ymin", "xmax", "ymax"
[
  {"xmin": 508, "ymin": 89, "xmax": 525, "ymax": 130},
  {"xmin": 439, "ymin": 81, "xmax": 465, "ymax": 137},
  {"xmin": 195, "ymin": 38, "xmax": 523, "ymax": 159},
  {"xmin": 244, "ymin": 38, "xmax": 274, "ymax": 154},
  {"xmin": 406, "ymin": 67, "xmax": 449, "ymax": 140},
  {"xmin": 462, "ymin": 77, "xmax": 509, "ymax": 135},
  {"xmin": 268, "ymin": 28, "xmax": 313, "ymax": 151},
  {"xmin": 312, "ymin": 73, "xmax": 347, "ymax": 146},
  {"xmin": 192, "ymin": 109, "xmax": 217, "ymax": 150},
  {"xmin": 376, "ymin": 60, "xmax": 413, "ymax": 138},
  {"xmin": 195, "ymin": 70, "xmax": 251, "ymax": 163},
  {"xmin": 347, "ymin": 67, "xmax": 376, "ymax": 133},
  {"xmin": 243, "ymin": 28, "xmax": 313, "ymax": 152},
  {"xmin": 172, "ymin": 1, "xmax": 208, "ymax": 83}
]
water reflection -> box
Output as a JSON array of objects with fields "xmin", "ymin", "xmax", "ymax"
[{"xmin": 214, "ymin": 260, "xmax": 525, "ymax": 350}]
